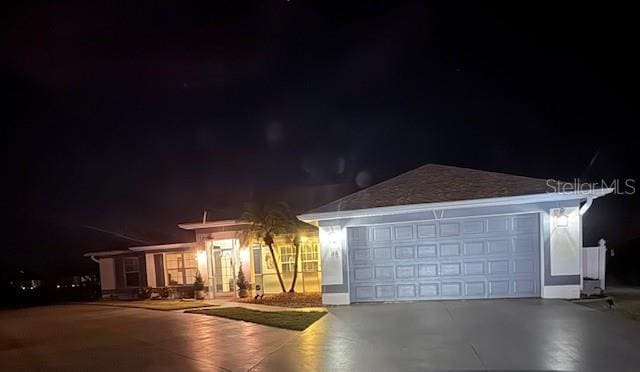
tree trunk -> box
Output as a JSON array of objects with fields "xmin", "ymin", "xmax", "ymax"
[
  {"xmin": 288, "ymin": 240, "xmax": 301, "ymax": 293},
  {"xmin": 267, "ymin": 243, "xmax": 287, "ymax": 293}
]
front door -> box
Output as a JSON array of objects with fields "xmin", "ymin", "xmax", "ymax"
[{"xmin": 213, "ymin": 248, "xmax": 236, "ymax": 295}]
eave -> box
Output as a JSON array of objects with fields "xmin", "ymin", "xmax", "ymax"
[{"xmin": 298, "ymin": 188, "xmax": 614, "ymax": 222}]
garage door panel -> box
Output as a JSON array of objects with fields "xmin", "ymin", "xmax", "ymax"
[
  {"xmin": 418, "ymin": 263, "xmax": 438, "ymax": 277},
  {"xmin": 396, "ymin": 265, "xmax": 415, "ymax": 279},
  {"xmin": 441, "ymin": 282, "xmax": 463, "ymax": 297},
  {"xmin": 348, "ymin": 214, "xmax": 540, "ymax": 302},
  {"xmin": 513, "ymin": 258, "xmax": 535, "ymax": 274},
  {"xmin": 464, "ymin": 241, "xmax": 485, "ymax": 256},
  {"xmin": 376, "ymin": 285, "xmax": 395, "ymax": 298},
  {"xmin": 488, "ymin": 280, "xmax": 510, "ymax": 296},
  {"xmin": 487, "ymin": 239, "xmax": 511, "ymax": 254},
  {"xmin": 397, "ymin": 284, "xmax": 416, "ymax": 298},
  {"xmin": 354, "ymin": 285, "xmax": 374, "ymax": 300},
  {"xmin": 487, "ymin": 216, "xmax": 510, "ymax": 233},
  {"xmin": 439, "ymin": 222, "xmax": 461, "ymax": 237},
  {"xmin": 395, "ymin": 245, "xmax": 415, "ymax": 259},
  {"xmin": 465, "ymin": 281, "xmax": 486, "ymax": 296},
  {"xmin": 464, "ymin": 261, "xmax": 485, "ymax": 275},
  {"xmin": 440, "ymin": 242, "xmax": 461, "ymax": 256},
  {"xmin": 462, "ymin": 220, "xmax": 485, "ymax": 234},
  {"xmin": 349, "ymin": 227, "xmax": 369, "ymax": 245},
  {"xmin": 372, "ymin": 226, "xmax": 392, "ymax": 242},
  {"xmin": 352, "ymin": 248, "xmax": 371, "ymax": 262},
  {"xmin": 513, "ymin": 236, "xmax": 536, "ymax": 254},
  {"xmin": 514, "ymin": 215, "xmax": 538, "ymax": 232},
  {"xmin": 440, "ymin": 262, "xmax": 462, "ymax": 276},
  {"xmin": 417, "ymin": 244, "xmax": 437, "ymax": 258},
  {"xmin": 373, "ymin": 247, "xmax": 392, "ymax": 260},
  {"xmin": 417, "ymin": 223, "xmax": 437, "ymax": 238},
  {"xmin": 353, "ymin": 267, "xmax": 373, "ymax": 281},
  {"xmin": 394, "ymin": 225, "xmax": 415, "ymax": 240},
  {"xmin": 374, "ymin": 266, "xmax": 394, "ymax": 280},
  {"xmin": 419, "ymin": 283, "xmax": 439, "ymax": 297},
  {"xmin": 513, "ymin": 279, "xmax": 537, "ymax": 295},
  {"xmin": 488, "ymin": 260, "xmax": 510, "ymax": 275}
]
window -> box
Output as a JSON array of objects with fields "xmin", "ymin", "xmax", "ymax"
[
  {"xmin": 301, "ymin": 242, "xmax": 319, "ymax": 272},
  {"xmin": 166, "ymin": 252, "xmax": 198, "ymax": 285},
  {"xmin": 280, "ymin": 245, "xmax": 296, "ymax": 273},
  {"xmin": 124, "ymin": 257, "xmax": 140, "ymax": 287},
  {"xmin": 279, "ymin": 242, "xmax": 320, "ymax": 273}
]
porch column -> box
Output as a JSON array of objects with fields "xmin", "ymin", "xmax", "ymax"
[{"xmin": 206, "ymin": 242, "xmax": 215, "ymax": 299}]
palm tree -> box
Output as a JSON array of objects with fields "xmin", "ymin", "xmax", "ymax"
[
  {"xmin": 286, "ymin": 218, "xmax": 316, "ymax": 293},
  {"xmin": 289, "ymin": 235, "xmax": 301, "ymax": 293},
  {"xmin": 240, "ymin": 202, "xmax": 292, "ymax": 293}
]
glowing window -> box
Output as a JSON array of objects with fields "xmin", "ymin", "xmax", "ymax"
[{"xmin": 166, "ymin": 252, "xmax": 198, "ymax": 285}]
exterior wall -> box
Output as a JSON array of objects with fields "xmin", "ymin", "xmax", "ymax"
[
  {"xmin": 100, "ymin": 253, "xmax": 147, "ymax": 298},
  {"xmin": 99, "ymin": 258, "xmax": 116, "ymax": 290},
  {"xmin": 145, "ymin": 253, "xmax": 156, "ymax": 288},
  {"xmin": 256, "ymin": 235, "xmax": 322, "ymax": 294},
  {"xmin": 137, "ymin": 248, "xmax": 206, "ymax": 299},
  {"xmin": 194, "ymin": 226, "xmax": 322, "ymax": 295},
  {"xmin": 317, "ymin": 199, "xmax": 585, "ymax": 304}
]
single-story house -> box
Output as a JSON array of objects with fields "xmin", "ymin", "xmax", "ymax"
[
  {"xmin": 85, "ymin": 220, "xmax": 321, "ymax": 299},
  {"xmin": 297, "ymin": 164, "xmax": 612, "ymax": 305},
  {"xmin": 86, "ymin": 164, "xmax": 612, "ymax": 305}
]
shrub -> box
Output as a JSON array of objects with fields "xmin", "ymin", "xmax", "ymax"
[
  {"xmin": 236, "ymin": 265, "xmax": 250, "ymax": 291},
  {"xmin": 193, "ymin": 271, "xmax": 205, "ymax": 291},
  {"xmin": 137, "ymin": 287, "xmax": 152, "ymax": 299}
]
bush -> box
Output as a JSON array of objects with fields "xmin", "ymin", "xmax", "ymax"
[
  {"xmin": 137, "ymin": 287, "xmax": 152, "ymax": 299},
  {"xmin": 236, "ymin": 265, "xmax": 249, "ymax": 291},
  {"xmin": 193, "ymin": 271, "xmax": 205, "ymax": 291}
]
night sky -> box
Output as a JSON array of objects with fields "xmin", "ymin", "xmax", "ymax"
[{"xmin": 3, "ymin": 2, "xmax": 638, "ymax": 278}]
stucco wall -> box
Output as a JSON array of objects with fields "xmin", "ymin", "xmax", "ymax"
[{"xmin": 99, "ymin": 258, "xmax": 116, "ymax": 290}]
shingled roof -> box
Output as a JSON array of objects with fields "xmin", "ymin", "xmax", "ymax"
[{"xmin": 307, "ymin": 164, "xmax": 559, "ymax": 214}]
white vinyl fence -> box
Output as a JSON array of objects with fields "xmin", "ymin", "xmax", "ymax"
[{"xmin": 582, "ymin": 238, "xmax": 607, "ymax": 290}]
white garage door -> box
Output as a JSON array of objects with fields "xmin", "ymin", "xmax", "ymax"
[{"xmin": 348, "ymin": 213, "xmax": 540, "ymax": 302}]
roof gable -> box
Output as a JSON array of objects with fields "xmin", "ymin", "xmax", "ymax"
[{"xmin": 307, "ymin": 164, "xmax": 558, "ymax": 214}]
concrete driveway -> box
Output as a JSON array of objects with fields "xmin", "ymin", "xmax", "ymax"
[
  {"xmin": 2, "ymin": 299, "xmax": 640, "ymax": 371},
  {"xmin": 254, "ymin": 299, "xmax": 640, "ymax": 372},
  {"xmin": 0, "ymin": 304, "xmax": 297, "ymax": 371}
]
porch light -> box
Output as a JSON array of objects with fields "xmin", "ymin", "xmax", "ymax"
[
  {"xmin": 239, "ymin": 248, "xmax": 249, "ymax": 264},
  {"xmin": 196, "ymin": 250, "xmax": 207, "ymax": 264},
  {"xmin": 553, "ymin": 208, "xmax": 569, "ymax": 228}
]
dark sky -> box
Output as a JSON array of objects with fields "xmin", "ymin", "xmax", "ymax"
[{"xmin": 2, "ymin": 2, "xmax": 638, "ymax": 277}]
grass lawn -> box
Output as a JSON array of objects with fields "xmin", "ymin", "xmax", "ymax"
[
  {"xmin": 234, "ymin": 292, "xmax": 323, "ymax": 308},
  {"xmin": 576, "ymin": 287, "xmax": 640, "ymax": 321},
  {"xmin": 186, "ymin": 307, "xmax": 327, "ymax": 330},
  {"xmin": 91, "ymin": 300, "xmax": 212, "ymax": 311}
]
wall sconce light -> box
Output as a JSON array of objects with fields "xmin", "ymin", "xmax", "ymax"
[
  {"xmin": 239, "ymin": 248, "xmax": 249, "ymax": 265},
  {"xmin": 553, "ymin": 208, "xmax": 569, "ymax": 228},
  {"xmin": 196, "ymin": 250, "xmax": 207, "ymax": 264}
]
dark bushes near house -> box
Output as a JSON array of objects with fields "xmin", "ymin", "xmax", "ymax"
[
  {"xmin": 159, "ymin": 287, "xmax": 170, "ymax": 298},
  {"xmin": 193, "ymin": 271, "xmax": 205, "ymax": 300},
  {"xmin": 137, "ymin": 287, "xmax": 153, "ymax": 299},
  {"xmin": 236, "ymin": 265, "xmax": 250, "ymax": 298}
]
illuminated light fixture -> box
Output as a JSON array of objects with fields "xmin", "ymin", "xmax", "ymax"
[
  {"xmin": 239, "ymin": 248, "xmax": 249, "ymax": 264},
  {"xmin": 196, "ymin": 250, "xmax": 207, "ymax": 264},
  {"xmin": 299, "ymin": 235, "xmax": 308, "ymax": 243},
  {"xmin": 553, "ymin": 208, "xmax": 569, "ymax": 228}
]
